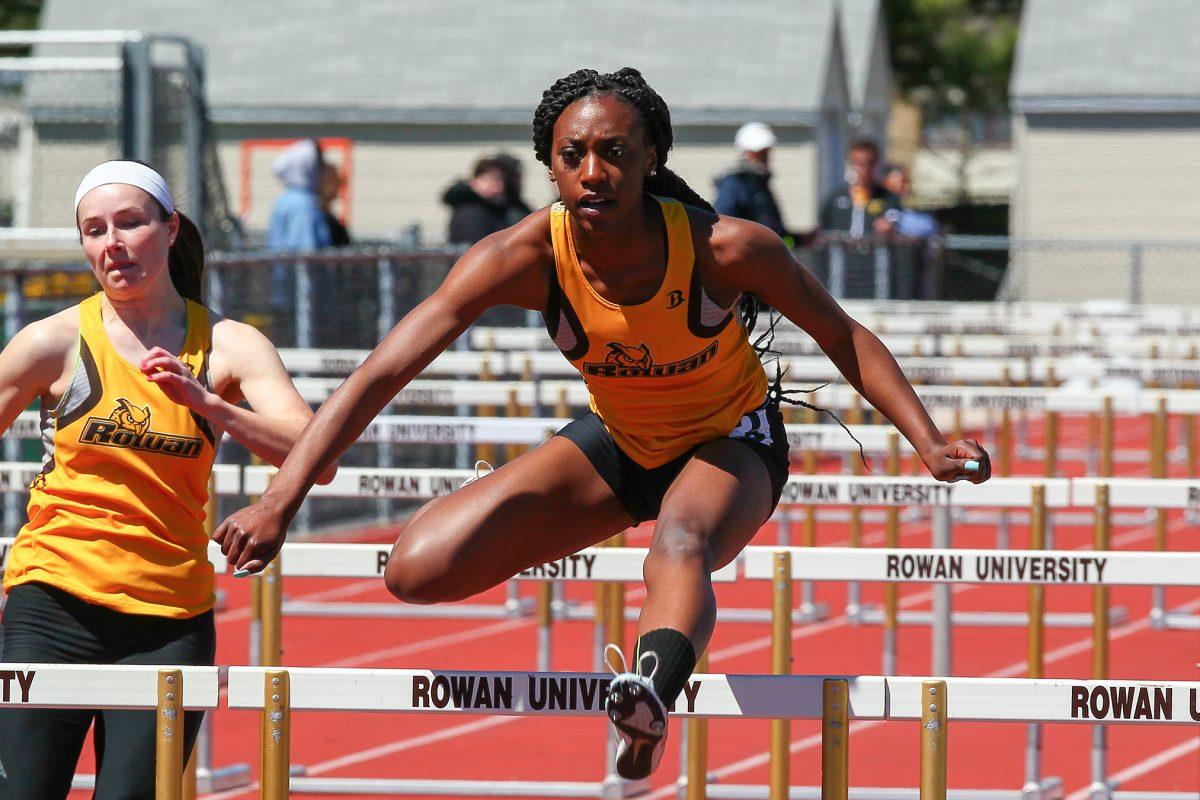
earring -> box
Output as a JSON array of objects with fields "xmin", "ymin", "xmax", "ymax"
[{"xmin": 648, "ymin": 167, "xmax": 657, "ymax": 177}]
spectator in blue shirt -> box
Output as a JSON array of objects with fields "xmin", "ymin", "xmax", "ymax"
[{"xmin": 267, "ymin": 139, "xmax": 332, "ymax": 252}]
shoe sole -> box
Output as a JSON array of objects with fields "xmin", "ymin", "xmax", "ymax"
[{"xmin": 606, "ymin": 683, "xmax": 666, "ymax": 780}]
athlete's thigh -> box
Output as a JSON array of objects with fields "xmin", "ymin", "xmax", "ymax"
[
  {"xmin": 655, "ymin": 439, "xmax": 774, "ymax": 569},
  {"xmin": 93, "ymin": 612, "xmax": 215, "ymax": 799},
  {"xmin": 0, "ymin": 584, "xmax": 99, "ymax": 800},
  {"xmin": 389, "ymin": 435, "xmax": 634, "ymax": 592}
]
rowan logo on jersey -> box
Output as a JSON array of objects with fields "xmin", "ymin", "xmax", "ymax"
[
  {"xmin": 110, "ymin": 398, "xmax": 151, "ymax": 435},
  {"xmin": 582, "ymin": 341, "xmax": 718, "ymax": 378},
  {"xmin": 78, "ymin": 398, "xmax": 204, "ymax": 458}
]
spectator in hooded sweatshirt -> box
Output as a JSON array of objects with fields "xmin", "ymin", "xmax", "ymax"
[
  {"xmin": 267, "ymin": 139, "xmax": 332, "ymax": 252},
  {"xmin": 442, "ymin": 156, "xmax": 528, "ymax": 246}
]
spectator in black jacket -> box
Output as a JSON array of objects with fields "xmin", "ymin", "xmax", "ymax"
[
  {"xmin": 443, "ymin": 156, "xmax": 530, "ymax": 245},
  {"xmin": 817, "ymin": 138, "xmax": 900, "ymax": 238},
  {"xmin": 713, "ymin": 122, "xmax": 790, "ymax": 241}
]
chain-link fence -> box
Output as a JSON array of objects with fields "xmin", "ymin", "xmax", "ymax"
[{"xmin": 0, "ymin": 31, "xmax": 237, "ymax": 248}]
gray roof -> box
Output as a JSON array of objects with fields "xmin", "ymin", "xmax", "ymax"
[
  {"xmin": 1012, "ymin": 0, "xmax": 1200, "ymax": 112},
  {"xmin": 34, "ymin": 0, "xmax": 845, "ymax": 125},
  {"xmin": 837, "ymin": 0, "xmax": 880, "ymax": 108}
]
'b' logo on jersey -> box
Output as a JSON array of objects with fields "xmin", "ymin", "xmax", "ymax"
[
  {"xmin": 667, "ymin": 290, "xmax": 684, "ymax": 309},
  {"xmin": 78, "ymin": 398, "xmax": 204, "ymax": 458}
]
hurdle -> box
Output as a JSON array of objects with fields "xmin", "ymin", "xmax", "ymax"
[
  {"xmin": 228, "ymin": 664, "xmax": 1200, "ymax": 800},
  {"xmin": 0, "ymin": 663, "xmax": 219, "ymax": 799}
]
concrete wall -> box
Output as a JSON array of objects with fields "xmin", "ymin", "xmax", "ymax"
[{"xmin": 1009, "ymin": 112, "xmax": 1200, "ymax": 304}]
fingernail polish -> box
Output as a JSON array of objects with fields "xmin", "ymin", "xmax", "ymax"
[
  {"xmin": 964, "ymin": 460, "xmax": 980, "ymax": 472},
  {"xmin": 233, "ymin": 569, "xmax": 251, "ymax": 578}
]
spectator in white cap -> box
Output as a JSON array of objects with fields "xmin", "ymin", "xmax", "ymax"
[{"xmin": 713, "ymin": 122, "xmax": 791, "ymax": 240}]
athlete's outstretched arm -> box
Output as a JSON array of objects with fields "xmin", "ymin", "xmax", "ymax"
[
  {"xmin": 707, "ymin": 217, "xmax": 989, "ymax": 483},
  {"xmin": 214, "ymin": 215, "xmax": 553, "ymax": 573}
]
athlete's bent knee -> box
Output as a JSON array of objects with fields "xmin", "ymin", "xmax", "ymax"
[{"xmin": 644, "ymin": 519, "xmax": 712, "ymax": 584}]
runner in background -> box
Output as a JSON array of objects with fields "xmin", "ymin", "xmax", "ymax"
[{"xmin": 0, "ymin": 161, "xmax": 334, "ymax": 799}]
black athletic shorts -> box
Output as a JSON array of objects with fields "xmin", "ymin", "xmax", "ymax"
[
  {"xmin": 556, "ymin": 401, "xmax": 791, "ymax": 523},
  {"xmin": 0, "ymin": 581, "xmax": 216, "ymax": 800}
]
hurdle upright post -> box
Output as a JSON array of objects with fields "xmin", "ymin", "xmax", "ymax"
[
  {"xmin": 261, "ymin": 670, "xmax": 291, "ymax": 800},
  {"xmin": 883, "ymin": 432, "xmax": 901, "ymax": 676},
  {"xmin": 822, "ymin": 678, "xmax": 850, "ymax": 800},
  {"xmin": 1024, "ymin": 485, "xmax": 1046, "ymax": 798},
  {"xmin": 607, "ymin": 530, "xmax": 626, "ymax": 658},
  {"xmin": 1100, "ymin": 397, "xmax": 1113, "ymax": 479},
  {"xmin": 260, "ymin": 557, "xmax": 283, "ymax": 667},
  {"xmin": 156, "ymin": 669, "xmax": 184, "ymax": 800},
  {"xmin": 769, "ymin": 551, "xmax": 792, "ymax": 800},
  {"xmin": 997, "ymin": 367, "xmax": 1013, "ymax": 549},
  {"xmin": 801, "ymin": 405, "xmax": 819, "ymax": 619},
  {"xmin": 931, "ymin": 503, "xmax": 953, "ymax": 678},
  {"xmin": 846, "ymin": 396, "xmax": 865, "ymax": 620},
  {"xmin": 684, "ymin": 650, "xmax": 710, "ymax": 800},
  {"xmin": 1151, "ymin": 398, "xmax": 1168, "ymax": 625},
  {"xmin": 920, "ymin": 680, "xmax": 948, "ymax": 800},
  {"xmin": 1091, "ymin": 484, "xmax": 1111, "ymax": 799}
]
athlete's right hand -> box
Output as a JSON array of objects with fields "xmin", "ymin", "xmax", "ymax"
[{"xmin": 213, "ymin": 500, "xmax": 288, "ymax": 576}]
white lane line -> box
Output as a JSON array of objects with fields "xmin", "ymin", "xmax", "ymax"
[
  {"xmin": 1063, "ymin": 736, "xmax": 1200, "ymax": 800},
  {"xmin": 325, "ymin": 618, "xmax": 530, "ymax": 668}
]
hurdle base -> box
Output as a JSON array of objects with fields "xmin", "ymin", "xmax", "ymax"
[
  {"xmin": 196, "ymin": 763, "xmax": 253, "ymax": 792},
  {"xmin": 1158, "ymin": 611, "xmax": 1200, "ymax": 630},
  {"xmin": 854, "ymin": 606, "xmax": 1127, "ymax": 629},
  {"xmin": 285, "ymin": 777, "xmax": 647, "ymax": 797},
  {"xmin": 686, "ymin": 780, "xmax": 1062, "ymax": 799},
  {"xmin": 554, "ymin": 602, "xmax": 830, "ymax": 625},
  {"xmin": 282, "ymin": 598, "xmax": 534, "ymax": 619}
]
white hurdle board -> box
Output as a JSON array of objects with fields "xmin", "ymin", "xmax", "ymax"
[
  {"xmin": 742, "ymin": 546, "xmax": 1200, "ymax": 586},
  {"xmin": 242, "ymin": 466, "xmax": 473, "ymax": 498},
  {"xmin": 227, "ymin": 667, "xmax": 888, "ymax": 719},
  {"xmin": 779, "ymin": 476, "xmax": 1071, "ymax": 508},
  {"xmin": 886, "ymin": 677, "xmax": 1200, "ymax": 725},
  {"xmin": 0, "ymin": 663, "xmax": 219, "ymax": 709},
  {"xmin": 270, "ymin": 544, "xmax": 736, "ymax": 583},
  {"xmin": 1073, "ymin": 478, "xmax": 1200, "ymax": 509}
]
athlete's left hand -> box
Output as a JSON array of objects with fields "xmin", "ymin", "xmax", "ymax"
[
  {"xmin": 140, "ymin": 346, "xmax": 212, "ymax": 412},
  {"xmin": 923, "ymin": 439, "xmax": 991, "ymax": 484}
]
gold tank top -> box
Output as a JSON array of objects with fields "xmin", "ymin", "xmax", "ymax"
[
  {"xmin": 546, "ymin": 197, "xmax": 768, "ymax": 467},
  {"xmin": 4, "ymin": 293, "xmax": 218, "ymax": 617}
]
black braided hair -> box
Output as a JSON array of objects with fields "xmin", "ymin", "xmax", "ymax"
[
  {"xmin": 532, "ymin": 68, "xmax": 867, "ymax": 467},
  {"xmin": 533, "ymin": 68, "xmax": 764, "ymax": 332}
]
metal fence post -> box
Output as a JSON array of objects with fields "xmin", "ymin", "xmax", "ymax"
[
  {"xmin": 294, "ymin": 258, "xmax": 312, "ymax": 533},
  {"xmin": 829, "ymin": 240, "xmax": 846, "ymax": 299},
  {"xmin": 4, "ymin": 273, "xmax": 24, "ymax": 535},
  {"xmin": 1129, "ymin": 243, "xmax": 1143, "ymax": 305},
  {"xmin": 376, "ymin": 256, "xmax": 396, "ymax": 522},
  {"xmin": 873, "ymin": 242, "xmax": 890, "ymax": 299}
]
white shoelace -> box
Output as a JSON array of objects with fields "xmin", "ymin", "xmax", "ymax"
[
  {"xmin": 604, "ymin": 643, "xmax": 659, "ymax": 682},
  {"xmin": 461, "ymin": 460, "xmax": 494, "ymax": 486}
]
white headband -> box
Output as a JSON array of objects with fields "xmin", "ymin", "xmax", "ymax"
[{"xmin": 74, "ymin": 161, "xmax": 174, "ymax": 216}]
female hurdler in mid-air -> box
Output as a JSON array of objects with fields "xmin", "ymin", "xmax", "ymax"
[{"xmin": 216, "ymin": 67, "xmax": 990, "ymax": 780}]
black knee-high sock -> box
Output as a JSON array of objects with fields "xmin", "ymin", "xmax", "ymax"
[{"xmin": 635, "ymin": 628, "xmax": 697, "ymax": 707}]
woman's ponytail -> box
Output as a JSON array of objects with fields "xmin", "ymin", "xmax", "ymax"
[{"xmin": 168, "ymin": 211, "xmax": 205, "ymax": 304}]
